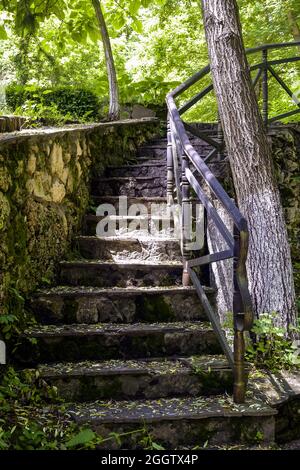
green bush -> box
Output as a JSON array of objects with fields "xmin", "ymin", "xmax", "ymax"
[
  {"xmin": 5, "ymin": 84, "xmax": 101, "ymax": 121},
  {"xmin": 245, "ymin": 312, "xmax": 300, "ymax": 371}
]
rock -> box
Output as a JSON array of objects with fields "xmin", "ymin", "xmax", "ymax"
[
  {"xmin": 26, "ymin": 172, "xmax": 52, "ymax": 200},
  {"xmin": 50, "ymin": 143, "xmax": 64, "ymax": 177},
  {"xmin": 27, "ymin": 154, "xmax": 37, "ymax": 175},
  {"xmin": 50, "ymin": 179, "xmax": 66, "ymax": 203},
  {"xmin": 131, "ymin": 105, "xmax": 156, "ymax": 119}
]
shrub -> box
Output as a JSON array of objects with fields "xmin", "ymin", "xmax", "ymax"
[
  {"xmin": 245, "ymin": 312, "xmax": 300, "ymax": 371},
  {"xmin": 5, "ymin": 84, "xmax": 101, "ymax": 121}
]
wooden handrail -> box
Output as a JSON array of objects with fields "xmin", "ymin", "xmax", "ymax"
[{"xmin": 165, "ymin": 41, "xmax": 299, "ymax": 404}]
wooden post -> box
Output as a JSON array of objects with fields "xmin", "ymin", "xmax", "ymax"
[
  {"xmin": 167, "ymin": 118, "xmax": 174, "ymax": 207},
  {"xmin": 181, "ymin": 152, "xmax": 191, "ymax": 286},
  {"xmin": 233, "ymin": 225, "xmax": 246, "ymax": 403}
]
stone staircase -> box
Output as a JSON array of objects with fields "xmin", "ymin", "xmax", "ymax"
[{"xmin": 20, "ymin": 133, "xmax": 276, "ymax": 449}]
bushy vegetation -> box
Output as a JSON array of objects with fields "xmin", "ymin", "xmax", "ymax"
[
  {"xmin": 0, "ymin": 0, "xmax": 299, "ymax": 122},
  {"xmin": 245, "ymin": 313, "xmax": 300, "ymax": 371},
  {"xmin": 5, "ymin": 84, "xmax": 101, "ymax": 122}
]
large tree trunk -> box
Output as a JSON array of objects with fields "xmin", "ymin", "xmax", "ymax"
[
  {"xmin": 92, "ymin": 0, "xmax": 120, "ymax": 121},
  {"xmin": 201, "ymin": 0, "xmax": 297, "ymax": 330}
]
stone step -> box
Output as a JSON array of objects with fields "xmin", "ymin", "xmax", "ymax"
[
  {"xmin": 30, "ymin": 285, "xmax": 214, "ymax": 324},
  {"xmin": 91, "ymin": 196, "xmax": 168, "ymax": 213},
  {"xmin": 82, "ymin": 213, "xmax": 177, "ymax": 237},
  {"xmin": 66, "ymin": 396, "xmax": 276, "ymax": 449},
  {"xmin": 137, "ymin": 141, "xmax": 214, "ymax": 159},
  {"xmin": 20, "ymin": 321, "xmax": 222, "ymax": 363},
  {"xmin": 106, "ymin": 161, "xmax": 166, "ymax": 178},
  {"xmin": 89, "ymin": 195, "xmax": 204, "ymax": 214},
  {"xmin": 91, "ymin": 176, "xmax": 166, "ymax": 197},
  {"xmin": 59, "ymin": 260, "xmax": 185, "ymax": 288},
  {"xmin": 133, "ymin": 156, "xmax": 166, "ymax": 162},
  {"xmin": 31, "ymin": 356, "xmax": 232, "ymax": 402},
  {"xmin": 75, "ymin": 236, "xmax": 180, "ymax": 262}
]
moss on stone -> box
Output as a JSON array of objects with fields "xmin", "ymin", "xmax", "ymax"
[{"xmin": 136, "ymin": 295, "xmax": 176, "ymax": 322}]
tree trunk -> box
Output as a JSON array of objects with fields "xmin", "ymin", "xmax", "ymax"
[
  {"xmin": 91, "ymin": 0, "xmax": 120, "ymax": 121},
  {"xmin": 201, "ymin": 0, "xmax": 297, "ymax": 330},
  {"xmin": 207, "ymin": 198, "xmax": 233, "ymax": 325},
  {"xmin": 287, "ymin": 10, "xmax": 300, "ymax": 53}
]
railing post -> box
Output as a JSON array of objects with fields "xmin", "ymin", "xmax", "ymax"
[
  {"xmin": 181, "ymin": 152, "xmax": 191, "ymax": 286},
  {"xmin": 262, "ymin": 48, "xmax": 268, "ymax": 126},
  {"xmin": 233, "ymin": 225, "xmax": 246, "ymax": 404},
  {"xmin": 167, "ymin": 117, "xmax": 174, "ymax": 206}
]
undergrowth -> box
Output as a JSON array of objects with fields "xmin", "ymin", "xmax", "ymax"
[
  {"xmin": 0, "ymin": 366, "xmax": 165, "ymax": 450},
  {"xmin": 245, "ymin": 312, "xmax": 300, "ymax": 371}
]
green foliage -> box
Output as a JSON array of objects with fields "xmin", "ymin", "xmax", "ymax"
[
  {"xmin": 138, "ymin": 425, "xmax": 166, "ymax": 450},
  {"xmin": 0, "ymin": 366, "xmax": 152, "ymax": 450},
  {"xmin": 5, "ymin": 84, "xmax": 101, "ymax": 122},
  {"xmin": 1, "ymin": 0, "xmax": 299, "ymax": 118},
  {"xmin": 294, "ymin": 262, "xmax": 300, "ymax": 312},
  {"xmin": 0, "ymin": 287, "xmax": 37, "ymax": 361},
  {"xmin": 0, "ymin": 366, "xmax": 167, "ymax": 450},
  {"xmin": 65, "ymin": 428, "xmax": 97, "ymax": 448},
  {"xmin": 0, "ymin": 366, "xmax": 58, "ymax": 406},
  {"xmin": 245, "ymin": 313, "xmax": 300, "ymax": 371}
]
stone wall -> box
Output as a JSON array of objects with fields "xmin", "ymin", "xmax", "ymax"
[
  {"xmin": 0, "ymin": 118, "xmax": 159, "ymax": 315},
  {"xmin": 269, "ymin": 126, "xmax": 300, "ymax": 300}
]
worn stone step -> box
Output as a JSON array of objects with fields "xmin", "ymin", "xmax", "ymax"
[
  {"xmin": 30, "ymin": 285, "xmax": 214, "ymax": 324},
  {"xmin": 59, "ymin": 260, "xmax": 185, "ymax": 288},
  {"xmin": 75, "ymin": 236, "xmax": 180, "ymax": 262},
  {"xmin": 106, "ymin": 161, "xmax": 166, "ymax": 178},
  {"xmin": 82, "ymin": 212, "xmax": 177, "ymax": 237},
  {"xmin": 20, "ymin": 321, "xmax": 222, "ymax": 363},
  {"xmin": 91, "ymin": 176, "xmax": 166, "ymax": 197},
  {"xmin": 90, "ymin": 196, "xmax": 168, "ymax": 213},
  {"xmin": 133, "ymin": 156, "xmax": 165, "ymax": 162},
  {"xmin": 31, "ymin": 356, "xmax": 232, "ymax": 402},
  {"xmin": 137, "ymin": 142, "xmax": 215, "ymax": 159},
  {"xmin": 66, "ymin": 395, "xmax": 276, "ymax": 449}
]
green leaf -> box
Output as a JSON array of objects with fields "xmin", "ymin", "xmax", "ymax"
[
  {"xmin": 112, "ymin": 14, "xmax": 126, "ymax": 30},
  {"xmin": 65, "ymin": 429, "xmax": 96, "ymax": 448},
  {"xmin": 129, "ymin": 0, "xmax": 141, "ymax": 16},
  {"xmin": 152, "ymin": 441, "xmax": 165, "ymax": 450},
  {"xmin": 131, "ymin": 19, "xmax": 143, "ymax": 33},
  {"xmin": 87, "ymin": 28, "xmax": 100, "ymax": 43},
  {"xmin": 0, "ymin": 25, "xmax": 8, "ymax": 40}
]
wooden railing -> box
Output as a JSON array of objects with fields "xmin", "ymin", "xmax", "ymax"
[{"xmin": 166, "ymin": 41, "xmax": 300, "ymax": 403}]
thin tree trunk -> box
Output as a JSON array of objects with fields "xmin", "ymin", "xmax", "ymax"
[
  {"xmin": 287, "ymin": 10, "xmax": 300, "ymax": 53},
  {"xmin": 91, "ymin": 0, "xmax": 120, "ymax": 120},
  {"xmin": 201, "ymin": 0, "xmax": 297, "ymax": 330}
]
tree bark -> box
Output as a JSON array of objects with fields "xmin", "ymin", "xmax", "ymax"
[
  {"xmin": 207, "ymin": 198, "xmax": 233, "ymax": 325},
  {"xmin": 201, "ymin": 0, "xmax": 297, "ymax": 330},
  {"xmin": 91, "ymin": 0, "xmax": 120, "ymax": 121}
]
